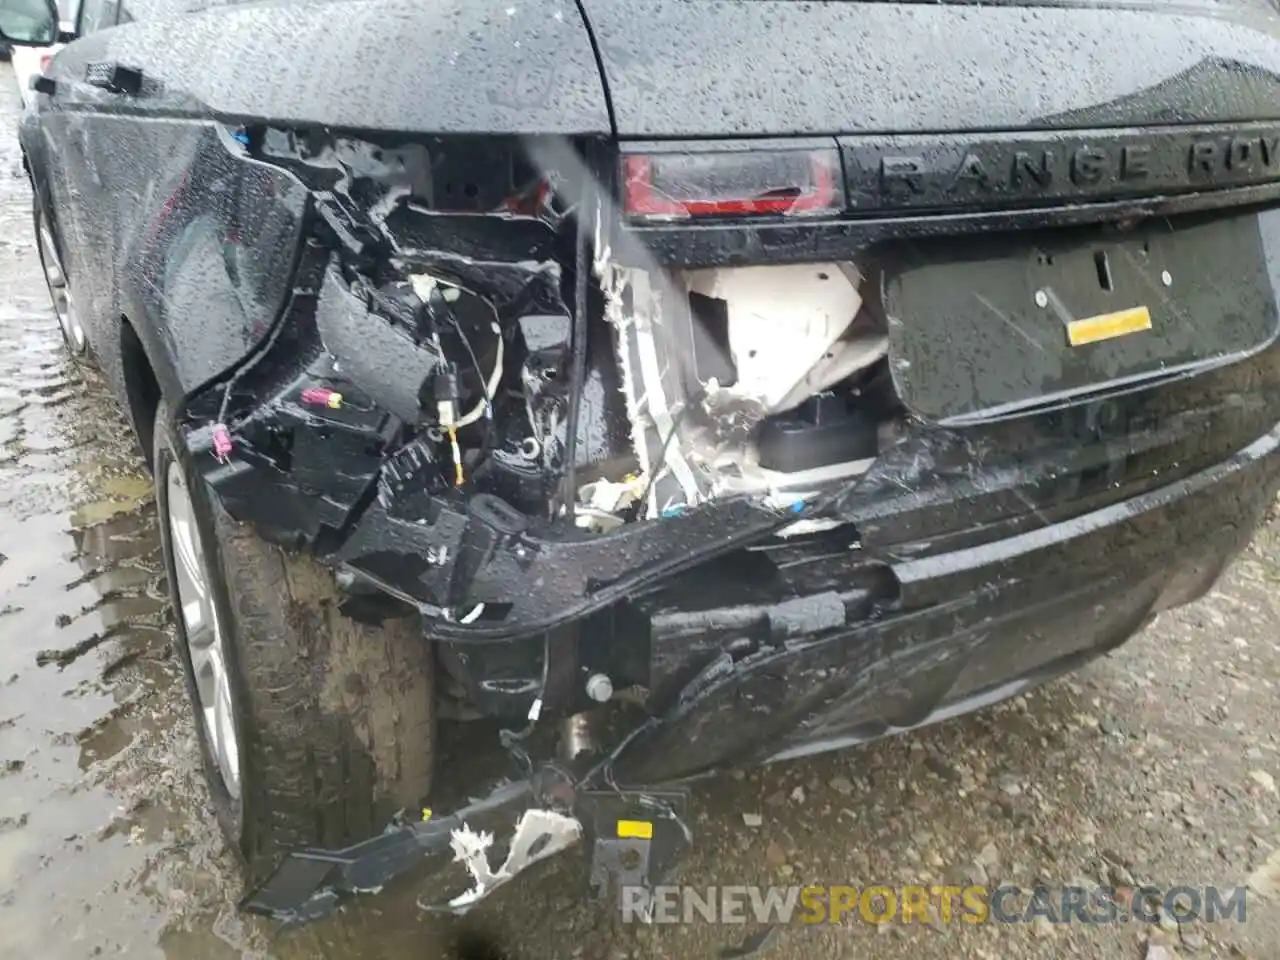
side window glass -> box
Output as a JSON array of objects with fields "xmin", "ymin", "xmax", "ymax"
[
  {"xmin": 77, "ymin": 0, "xmax": 118, "ymax": 34},
  {"xmin": 115, "ymin": 0, "xmax": 167, "ymax": 24}
]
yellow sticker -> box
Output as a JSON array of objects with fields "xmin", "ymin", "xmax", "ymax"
[
  {"xmin": 421, "ymin": 807, "xmax": 433, "ymax": 823},
  {"xmin": 617, "ymin": 819, "xmax": 654, "ymax": 840},
  {"xmin": 1066, "ymin": 305, "xmax": 1152, "ymax": 347}
]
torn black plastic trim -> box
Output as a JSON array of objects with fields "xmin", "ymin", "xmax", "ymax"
[
  {"xmin": 180, "ymin": 131, "xmax": 601, "ymax": 535},
  {"xmin": 332, "ymin": 492, "xmax": 803, "ymax": 641},
  {"xmin": 314, "ymin": 265, "xmax": 442, "ymax": 424},
  {"xmin": 244, "ymin": 751, "xmax": 692, "ymax": 926}
]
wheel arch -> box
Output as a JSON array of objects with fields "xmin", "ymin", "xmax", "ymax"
[
  {"xmin": 119, "ymin": 315, "xmax": 163, "ymax": 473},
  {"xmin": 20, "ymin": 117, "xmax": 58, "ymax": 248}
]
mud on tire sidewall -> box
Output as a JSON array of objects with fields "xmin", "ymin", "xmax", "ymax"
[{"xmin": 152, "ymin": 400, "xmax": 436, "ymax": 883}]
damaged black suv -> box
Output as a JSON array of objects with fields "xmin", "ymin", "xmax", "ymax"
[{"xmin": 5, "ymin": 0, "xmax": 1280, "ymax": 920}]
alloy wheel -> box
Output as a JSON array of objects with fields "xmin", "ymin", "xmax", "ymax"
[
  {"xmin": 165, "ymin": 462, "xmax": 241, "ymax": 800},
  {"xmin": 37, "ymin": 220, "xmax": 87, "ymax": 355}
]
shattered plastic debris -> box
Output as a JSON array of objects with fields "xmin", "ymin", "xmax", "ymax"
[
  {"xmin": 447, "ymin": 809, "xmax": 582, "ymax": 910},
  {"xmin": 577, "ymin": 475, "xmax": 645, "ymax": 522},
  {"xmin": 598, "ymin": 257, "xmax": 887, "ymax": 521}
]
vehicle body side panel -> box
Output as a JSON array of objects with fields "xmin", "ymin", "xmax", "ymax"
[
  {"xmin": 36, "ymin": 105, "xmax": 308, "ymax": 405},
  {"xmin": 36, "ymin": 109, "xmax": 121, "ymax": 371},
  {"xmin": 27, "ymin": 0, "xmax": 610, "ymax": 411},
  {"xmin": 43, "ymin": 0, "xmax": 612, "ymax": 135},
  {"xmin": 580, "ymin": 0, "xmax": 1280, "ymax": 137},
  {"xmin": 18, "ymin": 109, "xmax": 54, "ymax": 218}
]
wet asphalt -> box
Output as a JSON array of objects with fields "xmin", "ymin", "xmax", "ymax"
[{"xmin": 2, "ymin": 66, "xmax": 1280, "ymax": 960}]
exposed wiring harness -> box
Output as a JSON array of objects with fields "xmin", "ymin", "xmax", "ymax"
[
  {"xmin": 409, "ymin": 274, "xmax": 503, "ymax": 432},
  {"xmin": 208, "ymin": 300, "xmax": 298, "ymax": 463},
  {"xmin": 447, "ymin": 310, "xmax": 499, "ymax": 456},
  {"xmin": 448, "ymin": 331, "xmax": 503, "ymax": 430},
  {"xmin": 498, "ymin": 632, "xmax": 553, "ymax": 775},
  {"xmin": 404, "ymin": 276, "xmax": 502, "ymax": 487}
]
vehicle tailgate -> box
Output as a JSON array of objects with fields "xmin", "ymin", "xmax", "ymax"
[{"xmin": 881, "ymin": 210, "xmax": 1280, "ymax": 423}]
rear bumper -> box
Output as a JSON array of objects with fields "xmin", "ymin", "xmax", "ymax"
[
  {"xmin": 613, "ymin": 417, "xmax": 1280, "ymax": 782},
  {"xmin": 209, "ymin": 193, "xmax": 1280, "ymax": 921},
  {"xmin": 243, "ymin": 415, "xmax": 1280, "ymax": 926},
  {"xmin": 184, "ymin": 185, "xmax": 1280, "ymax": 784},
  {"xmin": 196, "ymin": 329, "xmax": 1280, "ymax": 779}
]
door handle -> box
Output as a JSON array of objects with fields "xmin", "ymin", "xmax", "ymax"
[{"xmin": 84, "ymin": 62, "xmax": 143, "ymax": 94}]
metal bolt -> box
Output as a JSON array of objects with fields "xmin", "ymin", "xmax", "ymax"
[
  {"xmin": 560, "ymin": 713, "xmax": 595, "ymax": 760},
  {"xmin": 1034, "ymin": 290, "xmax": 1048, "ymax": 308},
  {"xmin": 1161, "ymin": 270, "xmax": 1172, "ymax": 287},
  {"xmin": 585, "ymin": 673, "xmax": 613, "ymax": 703}
]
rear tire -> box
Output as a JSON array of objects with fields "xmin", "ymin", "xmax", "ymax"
[{"xmin": 153, "ymin": 400, "xmax": 435, "ymax": 883}]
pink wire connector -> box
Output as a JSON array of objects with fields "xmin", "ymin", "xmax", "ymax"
[
  {"xmin": 211, "ymin": 422, "xmax": 233, "ymax": 462},
  {"xmin": 300, "ymin": 387, "xmax": 344, "ymax": 409}
]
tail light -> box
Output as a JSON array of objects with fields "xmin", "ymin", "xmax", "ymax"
[
  {"xmin": 39, "ymin": 54, "xmax": 53, "ymax": 74},
  {"xmin": 622, "ymin": 148, "xmax": 843, "ymax": 221}
]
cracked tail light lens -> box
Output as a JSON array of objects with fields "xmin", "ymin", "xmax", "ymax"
[{"xmin": 622, "ymin": 148, "xmax": 843, "ymax": 221}]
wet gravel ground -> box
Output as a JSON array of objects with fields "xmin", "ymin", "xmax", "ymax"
[{"xmin": 2, "ymin": 67, "xmax": 1280, "ymax": 960}]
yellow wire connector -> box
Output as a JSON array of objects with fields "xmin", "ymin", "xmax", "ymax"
[
  {"xmin": 434, "ymin": 366, "xmax": 465, "ymax": 487},
  {"xmin": 447, "ymin": 425, "xmax": 464, "ymax": 486}
]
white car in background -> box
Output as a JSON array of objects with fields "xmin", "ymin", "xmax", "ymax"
[{"xmin": 10, "ymin": 1, "xmax": 75, "ymax": 110}]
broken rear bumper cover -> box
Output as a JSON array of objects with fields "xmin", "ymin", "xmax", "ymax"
[
  {"xmin": 241, "ymin": 410, "xmax": 1280, "ymax": 921},
  {"xmin": 227, "ymin": 342, "xmax": 1280, "ymax": 918},
  {"xmin": 180, "ymin": 155, "xmax": 1280, "ymax": 916}
]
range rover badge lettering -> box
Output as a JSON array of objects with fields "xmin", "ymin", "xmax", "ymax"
[{"xmin": 851, "ymin": 124, "xmax": 1280, "ymax": 212}]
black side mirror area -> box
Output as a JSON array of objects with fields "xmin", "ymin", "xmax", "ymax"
[{"xmin": 0, "ymin": 0, "xmax": 61, "ymax": 46}]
